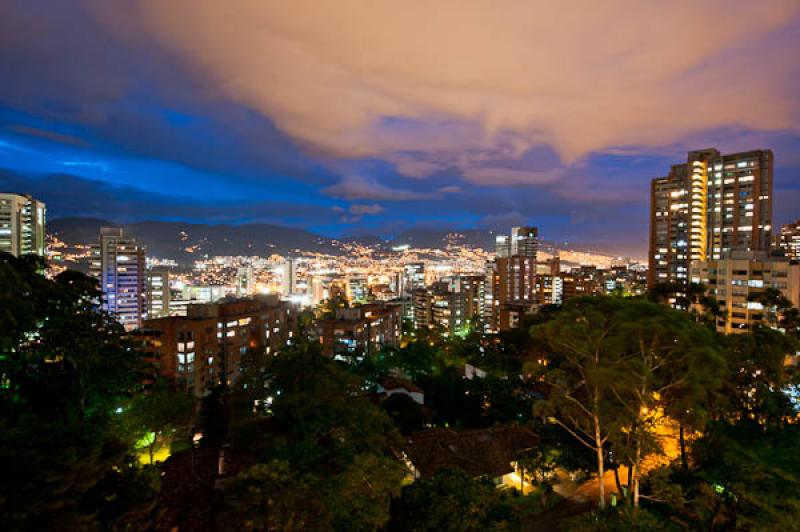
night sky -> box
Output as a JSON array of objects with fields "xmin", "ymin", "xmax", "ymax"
[{"xmin": 2, "ymin": 1, "xmax": 800, "ymax": 258}]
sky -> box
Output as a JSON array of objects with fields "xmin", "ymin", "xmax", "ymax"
[{"xmin": 1, "ymin": 0, "xmax": 800, "ymax": 258}]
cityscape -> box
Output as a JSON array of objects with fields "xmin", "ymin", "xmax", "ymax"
[{"xmin": 2, "ymin": 2, "xmax": 800, "ymax": 531}]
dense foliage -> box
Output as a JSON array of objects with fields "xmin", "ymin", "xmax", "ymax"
[{"xmin": 3, "ymin": 253, "xmax": 799, "ymax": 530}]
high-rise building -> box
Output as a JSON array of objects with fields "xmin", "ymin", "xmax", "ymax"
[
  {"xmin": 690, "ymin": 250, "xmax": 799, "ymax": 334},
  {"xmin": 649, "ymin": 149, "xmax": 773, "ymax": 287},
  {"xmin": 0, "ymin": 193, "xmax": 46, "ymax": 257},
  {"xmin": 778, "ymin": 220, "xmax": 800, "ymax": 260},
  {"xmin": 403, "ymin": 262, "xmax": 425, "ymax": 296},
  {"xmin": 146, "ymin": 268, "xmax": 171, "ymax": 319},
  {"xmin": 281, "ymin": 258, "xmax": 298, "ymax": 297},
  {"xmin": 488, "ymin": 226, "xmax": 539, "ymax": 331},
  {"xmin": 510, "ymin": 226, "xmax": 538, "ymax": 258},
  {"xmin": 346, "ymin": 276, "xmax": 369, "ymax": 304},
  {"xmin": 236, "ymin": 266, "xmax": 254, "ymax": 297},
  {"xmin": 495, "ymin": 234, "xmax": 511, "ymax": 258},
  {"xmin": 91, "ymin": 227, "xmax": 146, "ymax": 331}
]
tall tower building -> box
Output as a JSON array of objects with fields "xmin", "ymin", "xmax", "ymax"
[
  {"xmin": 146, "ymin": 267, "xmax": 171, "ymax": 319},
  {"xmin": 648, "ymin": 149, "xmax": 773, "ymax": 287},
  {"xmin": 510, "ymin": 226, "xmax": 539, "ymax": 258},
  {"xmin": 488, "ymin": 226, "xmax": 539, "ymax": 331},
  {"xmin": 91, "ymin": 227, "xmax": 146, "ymax": 331},
  {"xmin": 0, "ymin": 193, "xmax": 46, "ymax": 257}
]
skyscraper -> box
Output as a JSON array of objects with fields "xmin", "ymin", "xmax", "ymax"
[
  {"xmin": 488, "ymin": 226, "xmax": 539, "ymax": 331},
  {"xmin": 510, "ymin": 226, "xmax": 538, "ymax": 258},
  {"xmin": 648, "ymin": 149, "xmax": 773, "ymax": 287},
  {"xmin": 0, "ymin": 193, "xmax": 46, "ymax": 257},
  {"xmin": 91, "ymin": 227, "xmax": 146, "ymax": 331}
]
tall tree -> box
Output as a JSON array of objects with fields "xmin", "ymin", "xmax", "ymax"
[{"xmin": 532, "ymin": 297, "xmax": 629, "ymax": 509}]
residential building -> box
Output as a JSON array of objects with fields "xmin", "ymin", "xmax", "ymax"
[
  {"xmin": 403, "ymin": 262, "xmax": 425, "ymax": 296},
  {"xmin": 778, "ymin": 220, "xmax": 800, "ymax": 260},
  {"xmin": 91, "ymin": 227, "xmax": 146, "ymax": 330},
  {"xmin": 0, "ymin": 193, "xmax": 46, "ymax": 257},
  {"xmin": 146, "ymin": 267, "xmax": 171, "ymax": 319},
  {"xmin": 487, "ymin": 227, "xmax": 539, "ymax": 331},
  {"xmin": 143, "ymin": 296, "xmax": 298, "ymax": 396},
  {"xmin": 649, "ymin": 149, "xmax": 773, "ymax": 288},
  {"xmin": 312, "ymin": 302, "xmax": 402, "ymax": 358},
  {"xmin": 690, "ymin": 250, "xmax": 799, "ymax": 334}
]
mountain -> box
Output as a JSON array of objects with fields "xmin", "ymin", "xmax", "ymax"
[
  {"xmin": 48, "ymin": 218, "xmax": 635, "ymax": 264},
  {"xmin": 49, "ymin": 218, "xmax": 344, "ymax": 260}
]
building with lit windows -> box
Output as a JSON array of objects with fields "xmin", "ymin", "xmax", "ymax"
[
  {"xmin": 778, "ymin": 220, "xmax": 800, "ymax": 260},
  {"xmin": 146, "ymin": 267, "xmax": 171, "ymax": 319},
  {"xmin": 91, "ymin": 227, "xmax": 146, "ymax": 330},
  {"xmin": 403, "ymin": 262, "xmax": 425, "ymax": 296},
  {"xmin": 313, "ymin": 302, "xmax": 402, "ymax": 358},
  {"xmin": 488, "ymin": 226, "xmax": 539, "ymax": 331},
  {"xmin": 690, "ymin": 250, "xmax": 799, "ymax": 334},
  {"xmin": 143, "ymin": 296, "xmax": 298, "ymax": 396},
  {"xmin": 0, "ymin": 193, "xmax": 46, "ymax": 257},
  {"xmin": 649, "ymin": 149, "xmax": 773, "ymax": 288}
]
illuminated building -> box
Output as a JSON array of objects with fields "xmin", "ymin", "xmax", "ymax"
[
  {"xmin": 403, "ymin": 262, "xmax": 425, "ymax": 296},
  {"xmin": 313, "ymin": 302, "xmax": 402, "ymax": 358},
  {"xmin": 146, "ymin": 267, "xmax": 171, "ymax": 319},
  {"xmin": 91, "ymin": 227, "xmax": 146, "ymax": 331},
  {"xmin": 143, "ymin": 296, "xmax": 297, "ymax": 396},
  {"xmin": 690, "ymin": 250, "xmax": 799, "ymax": 334},
  {"xmin": 346, "ymin": 276, "xmax": 369, "ymax": 304},
  {"xmin": 236, "ymin": 266, "xmax": 254, "ymax": 297},
  {"xmin": 510, "ymin": 226, "xmax": 538, "ymax": 257},
  {"xmin": 649, "ymin": 149, "xmax": 773, "ymax": 288},
  {"xmin": 535, "ymin": 257, "xmax": 563, "ymax": 305},
  {"xmin": 0, "ymin": 193, "xmax": 46, "ymax": 257},
  {"xmin": 413, "ymin": 275, "xmax": 485, "ymax": 335},
  {"xmin": 281, "ymin": 258, "xmax": 299, "ymax": 296},
  {"xmin": 778, "ymin": 220, "xmax": 800, "ymax": 260},
  {"xmin": 488, "ymin": 226, "xmax": 539, "ymax": 331}
]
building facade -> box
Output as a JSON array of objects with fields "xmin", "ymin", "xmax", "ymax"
[
  {"xmin": 0, "ymin": 193, "xmax": 46, "ymax": 257},
  {"xmin": 146, "ymin": 267, "xmax": 171, "ymax": 319},
  {"xmin": 91, "ymin": 227, "xmax": 146, "ymax": 331},
  {"xmin": 143, "ymin": 296, "xmax": 298, "ymax": 396},
  {"xmin": 778, "ymin": 220, "xmax": 800, "ymax": 260},
  {"xmin": 649, "ymin": 149, "xmax": 773, "ymax": 287},
  {"xmin": 690, "ymin": 250, "xmax": 799, "ymax": 334},
  {"xmin": 313, "ymin": 302, "xmax": 402, "ymax": 358}
]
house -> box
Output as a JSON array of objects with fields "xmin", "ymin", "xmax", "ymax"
[
  {"xmin": 403, "ymin": 426, "xmax": 538, "ymax": 492},
  {"xmin": 376, "ymin": 376, "xmax": 424, "ymax": 405}
]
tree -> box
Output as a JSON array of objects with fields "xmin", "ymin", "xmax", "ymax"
[
  {"xmin": 748, "ymin": 287, "xmax": 794, "ymax": 331},
  {"xmin": 226, "ymin": 341, "xmax": 405, "ymax": 530},
  {"xmin": 604, "ymin": 300, "xmax": 724, "ymax": 512},
  {"xmin": 0, "ymin": 252, "xmax": 157, "ymax": 528},
  {"xmin": 532, "ymin": 297, "xmax": 629, "ymax": 509},
  {"xmin": 718, "ymin": 326, "xmax": 799, "ymax": 424},
  {"xmin": 532, "ymin": 297, "xmax": 725, "ymax": 512},
  {"xmin": 123, "ymin": 379, "xmax": 195, "ymax": 464},
  {"xmin": 220, "ymin": 460, "xmax": 325, "ymax": 531},
  {"xmin": 389, "ymin": 468, "xmax": 518, "ymax": 531}
]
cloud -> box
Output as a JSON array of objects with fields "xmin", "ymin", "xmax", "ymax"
[
  {"xmin": 461, "ymin": 167, "xmax": 563, "ymax": 186},
  {"xmin": 348, "ymin": 203, "xmax": 384, "ymax": 215},
  {"xmin": 322, "ymin": 175, "xmax": 427, "ymax": 201},
  {"xmin": 98, "ymin": 0, "xmax": 800, "ymax": 169}
]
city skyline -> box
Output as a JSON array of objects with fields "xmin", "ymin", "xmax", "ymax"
[{"xmin": 2, "ymin": 1, "xmax": 800, "ymax": 258}]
